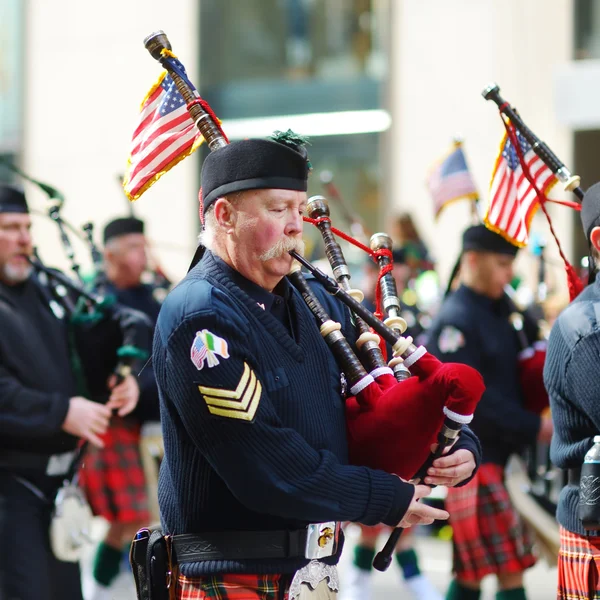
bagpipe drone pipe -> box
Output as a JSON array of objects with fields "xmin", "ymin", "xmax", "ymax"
[{"xmin": 141, "ymin": 30, "xmax": 485, "ymax": 570}]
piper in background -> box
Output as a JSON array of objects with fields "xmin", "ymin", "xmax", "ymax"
[
  {"xmin": 81, "ymin": 215, "xmax": 163, "ymax": 600},
  {"xmin": 0, "ymin": 185, "xmax": 136, "ymax": 600},
  {"xmin": 425, "ymin": 224, "xmax": 553, "ymax": 600}
]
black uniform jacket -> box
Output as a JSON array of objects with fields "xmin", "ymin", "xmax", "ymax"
[{"xmin": 0, "ymin": 275, "xmax": 79, "ymax": 481}]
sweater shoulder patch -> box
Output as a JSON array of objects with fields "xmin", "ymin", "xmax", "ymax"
[
  {"xmin": 190, "ymin": 329, "xmax": 230, "ymax": 370},
  {"xmin": 197, "ymin": 362, "xmax": 262, "ymax": 422},
  {"xmin": 438, "ymin": 326, "xmax": 465, "ymax": 353}
]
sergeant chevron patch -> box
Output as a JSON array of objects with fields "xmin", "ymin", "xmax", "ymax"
[{"xmin": 198, "ymin": 362, "xmax": 262, "ymax": 421}]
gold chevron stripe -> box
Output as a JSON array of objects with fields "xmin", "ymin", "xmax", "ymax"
[
  {"xmin": 203, "ymin": 371, "xmax": 258, "ymax": 410},
  {"xmin": 197, "ymin": 362, "xmax": 262, "ymax": 421},
  {"xmin": 206, "ymin": 381, "xmax": 262, "ymax": 421},
  {"xmin": 198, "ymin": 363, "xmax": 251, "ymax": 399}
]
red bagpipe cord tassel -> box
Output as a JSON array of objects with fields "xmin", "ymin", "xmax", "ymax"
[{"xmin": 503, "ymin": 120, "xmax": 584, "ymax": 301}]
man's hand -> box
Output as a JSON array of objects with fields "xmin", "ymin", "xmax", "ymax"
[
  {"xmin": 398, "ymin": 484, "xmax": 450, "ymax": 528},
  {"xmin": 62, "ymin": 396, "xmax": 112, "ymax": 448},
  {"xmin": 425, "ymin": 443, "xmax": 477, "ymax": 487},
  {"xmin": 106, "ymin": 374, "xmax": 139, "ymax": 417}
]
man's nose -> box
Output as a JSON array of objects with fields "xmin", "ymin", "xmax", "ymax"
[
  {"xmin": 18, "ymin": 228, "xmax": 32, "ymax": 246},
  {"xmin": 285, "ymin": 210, "xmax": 303, "ymax": 235}
]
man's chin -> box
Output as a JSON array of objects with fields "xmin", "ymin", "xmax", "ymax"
[{"xmin": 1, "ymin": 264, "xmax": 33, "ymax": 285}]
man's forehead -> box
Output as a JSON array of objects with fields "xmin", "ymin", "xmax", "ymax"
[
  {"xmin": 0, "ymin": 212, "xmax": 31, "ymax": 226},
  {"xmin": 261, "ymin": 189, "xmax": 307, "ymax": 203}
]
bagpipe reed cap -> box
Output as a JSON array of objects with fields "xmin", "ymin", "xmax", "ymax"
[
  {"xmin": 307, "ymin": 195, "xmax": 329, "ymax": 218},
  {"xmin": 144, "ymin": 30, "xmax": 171, "ymax": 60},
  {"xmin": 370, "ymin": 232, "xmax": 392, "ymax": 251},
  {"xmin": 481, "ymin": 82, "xmax": 500, "ymax": 99}
]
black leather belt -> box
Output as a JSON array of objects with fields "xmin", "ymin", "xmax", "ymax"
[
  {"xmin": 172, "ymin": 529, "xmax": 310, "ymax": 564},
  {"xmin": 568, "ymin": 467, "xmax": 581, "ymax": 486}
]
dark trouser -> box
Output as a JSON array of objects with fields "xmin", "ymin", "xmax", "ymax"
[{"xmin": 0, "ymin": 472, "xmax": 83, "ymax": 600}]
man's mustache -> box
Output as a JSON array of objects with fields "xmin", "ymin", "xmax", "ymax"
[{"xmin": 259, "ymin": 237, "xmax": 305, "ymax": 262}]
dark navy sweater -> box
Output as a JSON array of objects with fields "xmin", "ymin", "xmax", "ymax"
[
  {"xmin": 545, "ymin": 278, "xmax": 600, "ymax": 536},
  {"xmin": 425, "ymin": 285, "xmax": 541, "ymax": 466},
  {"xmin": 153, "ymin": 251, "xmax": 416, "ymax": 576}
]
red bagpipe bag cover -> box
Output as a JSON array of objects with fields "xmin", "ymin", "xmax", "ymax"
[
  {"xmin": 518, "ymin": 340, "xmax": 549, "ymax": 415},
  {"xmin": 345, "ymin": 352, "xmax": 485, "ymax": 480}
]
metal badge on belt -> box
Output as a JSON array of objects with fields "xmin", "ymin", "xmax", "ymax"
[{"xmin": 289, "ymin": 522, "xmax": 340, "ymax": 599}]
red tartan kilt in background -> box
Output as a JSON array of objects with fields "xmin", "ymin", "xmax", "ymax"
[
  {"xmin": 558, "ymin": 526, "xmax": 600, "ymax": 599},
  {"xmin": 177, "ymin": 573, "xmax": 289, "ymax": 600},
  {"xmin": 444, "ymin": 463, "xmax": 537, "ymax": 582},
  {"xmin": 79, "ymin": 416, "xmax": 150, "ymax": 523}
]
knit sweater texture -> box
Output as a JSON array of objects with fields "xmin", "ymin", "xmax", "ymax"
[{"xmin": 545, "ymin": 277, "xmax": 600, "ymax": 536}]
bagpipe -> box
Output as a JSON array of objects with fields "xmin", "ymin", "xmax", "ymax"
[
  {"xmin": 142, "ymin": 30, "xmax": 485, "ymax": 570},
  {"xmin": 1, "ymin": 160, "xmax": 153, "ymax": 398}
]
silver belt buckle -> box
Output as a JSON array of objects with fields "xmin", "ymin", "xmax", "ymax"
[
  {"xmin": 289, "ymin": 523, "xmax": 340, "ymax": 600},
  {"xmin": 305, "ymin": 521, "xmax": 340, "ymax": 559}
]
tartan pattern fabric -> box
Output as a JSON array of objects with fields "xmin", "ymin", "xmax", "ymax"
[
  {"xmin": 444, "ymin": 463, "xmax": 537, "ymax": 581},
  {"xmin": 78, "ymin": 416, "xmax": 150, "ymax": 523},
  {"xmin": 177, "ymin": 573, "xmax": 289, "ymax": 600},
  {"xmin": 558, "ymin": 526, "xmax": 600, "ymax": 599}
]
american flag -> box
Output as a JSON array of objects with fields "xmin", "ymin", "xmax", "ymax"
[
  {"xmin": 427, "ymin": 141, "xmax": 478, "ymax": 219},
  {"xmin": 485, "ymin": 127, "xmax": 557, "ymax": 247},
  {"xmin": 123, "ymin": 71, "xmax": 204, "ymax": 200}
]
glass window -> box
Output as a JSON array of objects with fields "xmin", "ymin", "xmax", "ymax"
[{"xmin": 200, "ymin": 0, "xmax": 388, "ymax": 90}]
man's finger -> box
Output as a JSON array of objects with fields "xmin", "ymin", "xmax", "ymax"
[
  {"xmin": 425, "ymin": 476, "xmax": 458, "ymax": 486},
  {"xmin": 118, "ymin": 401, "xmax": 136, "ymax": 417},
  {"xmin": 428, "ymin": 464, "xmax": 459, "ymax": 478},
  {"xmin": 416, "ymin": 505, "xmax": 449, "ymax": 521},
  {"xmin": 86, "ymin": 430, "xmax": 105, "ymax": 448},
  {"xmin": 413, "ymin": 485, "xmax": 433, "ymax": 500},
  {"xmin": 432, "ymin": 450, "xmax": 471, "ymax": 468}
]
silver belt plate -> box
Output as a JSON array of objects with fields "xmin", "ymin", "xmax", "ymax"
[
  {"xmin": 305, "ymin": 521, "xmax": 340, "ymax": 559},
  {"xmin": 46, "ymin": 450, "xmax": 77, "ymax": 476},
  {"xmin": 289, "ymin": 522, "xmax": 341, "ymax": 600}
]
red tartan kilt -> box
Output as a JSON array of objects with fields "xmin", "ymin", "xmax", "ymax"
[
  {"xmin": 558, "ymin": 526, "xmax": 600, "ymax": 599},
  {"xmin": 444, "ymin": 463, "xmax": 537, "ymax": 582},
  {"xmin": 177, "ymin": 573, "xmax": 288, "ymax": 599},
  {"xmin": 79, "ymin": 416, "xmax": 150, "ymax": 523}
]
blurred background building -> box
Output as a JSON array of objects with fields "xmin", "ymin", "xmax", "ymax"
[{"xmin": 0, "ymin": 0, "xmax": 595, "ymax": 296}]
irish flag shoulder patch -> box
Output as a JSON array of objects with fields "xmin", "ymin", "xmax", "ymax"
[{"xmin": 190, "ymin": 329, "xmax": 230, "ymax": 370}]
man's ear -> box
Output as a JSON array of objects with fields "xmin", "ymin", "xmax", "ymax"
[
  {"xmin": 213, "ymin": 198, "xmax": 235, "ymax": 233},
  {"xmin": 591, "ymin": 226, "xmax": 600, "ymax": 254}
]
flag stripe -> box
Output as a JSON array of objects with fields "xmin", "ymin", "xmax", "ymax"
[
  {"xmin": 427, "ymin": 144, "xmax": 478, "ymax": 218},
  {"xmin": 123, "ymin": 70, "xmax": 205, "ymax": 201},
  {"xmin": 484, "ymin": 129, "xmax": 557, "ymax": 247}
]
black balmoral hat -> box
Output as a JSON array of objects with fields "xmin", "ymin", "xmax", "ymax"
[
  {"xmin": 199, "ymin": 132, "xmax": 310, "ymax": 217},
  {"xmin": 581, "ymin": 181, "xmax": 600, "ymax": 239},
  {"xmin": 462, "ymin": 224, "xmax": 519, "ymax": 257},
  {"xmin": 0, "ymin": 185, "xmax": 28, "ymax": 214},
  {"xmin": 103, "ymin": 217, "xmax": 144, "ymax": 244}
]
